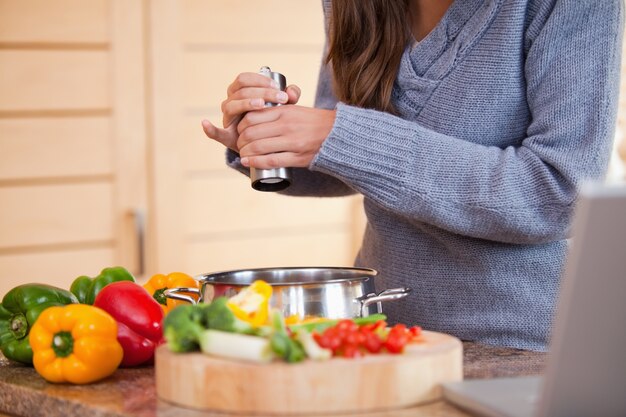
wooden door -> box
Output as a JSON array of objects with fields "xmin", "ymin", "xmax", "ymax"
[
  {"xmin": 0, "ymin": 0, "xmax": 147, "ymax": 295},
  {"xmin": 148, "ymin": 0, "xmax": 363, "ymax": 276}
]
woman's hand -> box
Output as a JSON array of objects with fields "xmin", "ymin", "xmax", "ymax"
[
  {"xmin": 236, "ymin": 105, "xmax": 336, "ymax": 169},
  {"xmin": 201, "ymin": 72, "xmax": 301, "ymax": 151}
]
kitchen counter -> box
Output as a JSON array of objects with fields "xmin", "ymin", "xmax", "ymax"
[{"xmin": 0, "ymin": 342, "xmax": 546, "ymax": 417}]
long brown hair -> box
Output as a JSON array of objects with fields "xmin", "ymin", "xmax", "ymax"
[{"xmin": 326, "ymin": 0, "xmax": 410, "ymax": 114}]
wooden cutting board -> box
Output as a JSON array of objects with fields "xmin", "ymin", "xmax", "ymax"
[{"xmin": 156, "ymin": 330, "xmax": 462, "ymax": 415}]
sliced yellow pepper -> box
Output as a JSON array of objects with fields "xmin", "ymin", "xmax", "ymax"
[
  {"xmin": 227, "ymin": 280, "xmax": 272, "ymax": 327},
  {"xmin": 143, "ymin": 272, "xmax": 199, "ymax": 314},
  {"xmin": 29, "ymin": 304, "xmax": 123, "ymax": 384},
  {"xmin": 285, "ymin": 314, "xmax": 302, "ymax": 326},
  {"xmin": 285, "ymin": 314, "xmax": 331, "ymax": 326}
]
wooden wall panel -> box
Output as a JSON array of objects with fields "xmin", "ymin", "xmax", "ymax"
[
  {"xmin": 148, "ymin": 0, "xmax": 186, "ymax": 272},
  {"xmin": 147, "ymin": 0, "xmax": 357, "ymax": 274},
  {"xmin": 182, "ymin": 113, "xmax": 225, "ymax": 172},
  {"xmin": 109, "ymin": 0, "xmax": 149, "ymax": 275},
  {"xmin": 0, "ymin": 0, "xmax": 147, "ymax": 293},
  {"xmin": 182, "ymin": 50, "xmax": 323, "ymax": 110},
  {"xmin": 0, "ymin": 50, "xmax": 110, "ymax": 111},
  {"xmin": 164, "ymin": 0, "xmax": 359, "ymax": 274},
  {"xmin": 185, "ymin": 176, "xmax": 352, "ymax": 236},
  {"xmin": 0, "ymin": 247, "xmax": 115, "ymax": 296},
  {"xmin": 0, "ymin": 0, "xmax": 109, "ymax": 44},
  {"xmin": 0, "ymin": 117, "xmax": 111, "ymax": 180},
  {"xmin": 185, "ymin": 230, "xmax": 353, "ymax": 275},
  {"xmin": 181, "ymin": 0, "xmax": 324, "ymax": 46},
  {"xmin": 0, "ymin": 183, "xmax": 114, "ymax": 249}
]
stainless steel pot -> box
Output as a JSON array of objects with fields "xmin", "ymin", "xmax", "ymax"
[{"xmin": 165, "ymin": 266, "xmax": 410, "ymax": 318}]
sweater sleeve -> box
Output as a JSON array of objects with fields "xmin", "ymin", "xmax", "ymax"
[{"xmin": 310, "ymin": 0, "xmax": 624, "ymax": 244}]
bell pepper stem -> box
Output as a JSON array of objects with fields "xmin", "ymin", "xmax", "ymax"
[
  {"xmin": 152, "ymin": 288, "xmax": 168, "ymax": 306},
  {"xmin": 52, "ymin": 332, "xmax": 74, "ymax": 358},
  {"xmin": 10, "ymin": 314, "xmax": 28, "ymax": 340}
]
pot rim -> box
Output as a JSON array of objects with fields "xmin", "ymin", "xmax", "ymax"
[{"xmin": 194, "ymin": 266, "xmax": 378, "ymax": 286}]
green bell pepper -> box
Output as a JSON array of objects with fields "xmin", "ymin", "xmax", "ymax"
[
  {"xmin": 0, "ymin": 284, "xmax": 78, "ymax": 364},
  {"xmin": 70, "ymin": 266, "xmax": 135, "ymax": 305}
]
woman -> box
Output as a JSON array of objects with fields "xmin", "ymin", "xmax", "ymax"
[{"xmin": 202, "ymin": 0, "xmax": 624, "ymax": 350}]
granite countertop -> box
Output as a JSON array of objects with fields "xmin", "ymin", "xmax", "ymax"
[{"xmin": 0, "ymin": 342, "xmax": 546, "ymax": 417}]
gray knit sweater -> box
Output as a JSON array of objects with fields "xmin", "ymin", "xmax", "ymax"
[{"xmin": 228, "ymin": 0, "xmax": 624, "ymax": 350}]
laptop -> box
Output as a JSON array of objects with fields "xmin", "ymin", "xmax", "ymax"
[{"xmin": 442, "ymin": 182, "xmax": 626, "ymax": 417}]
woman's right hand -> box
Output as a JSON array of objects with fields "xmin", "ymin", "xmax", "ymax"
[{"xmin": 201, "ymin": 72, "xmax": 301, "ymax": 152}]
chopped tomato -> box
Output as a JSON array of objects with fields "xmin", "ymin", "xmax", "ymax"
[
  {"xmin": 362, "ymin": 332, "xmax": 383, "ymax": 353},
  {"xmin": 409, "ymin": 325, "xmax": 422, "ymax": 338},
  {"xmin": 384, "ymin": 324, "xmax": 411, "ymax": 354},
  {"xmin": 311, "ymin": 319, "xmax": 420, "ymax": 358},
  {"xmin": 342, "ymin": 344, "xmax": 362, "ymax": 358}
]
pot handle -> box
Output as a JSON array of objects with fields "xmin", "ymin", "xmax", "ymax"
[
  {"xmin": 358, "ymin": 287, "xmax": 411, "ymax": 317},
  {"xmin": 163, "ymin": 287, "xmax": 202, "ymax": 305}
]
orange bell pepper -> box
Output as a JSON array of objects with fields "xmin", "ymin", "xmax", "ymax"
[
  {"xmin": 143, "ymin": 272, "xmax": 200, "ymax": 314},
  {"xmin": 227, "ymin": 280, "xmax": 272, "ymax": 327},
  {"xmin": 29, "ymin": 304, "xmax": 123, "ymax": 384}
]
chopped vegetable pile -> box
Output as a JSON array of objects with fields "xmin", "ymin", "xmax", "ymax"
[
  {"xmin": 313, "ymin": 320, "xmax": 422, "ymax": 358},
  {"xmin": 162, "ymin": 280, "xmax": 422, "ymax": 363}
]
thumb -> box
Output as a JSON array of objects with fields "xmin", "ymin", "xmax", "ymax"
[
  {"xmin": 286, "ymin": 84, "xmax": 301, "ymax": 104},
  {"xmin": 201, "ymin": 119, "xmax": 239, "ymax": 152}
]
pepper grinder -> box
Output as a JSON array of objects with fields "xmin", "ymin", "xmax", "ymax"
[{"xmin": 249, "ymin": 66, "xmax": 293, "ymax": 192}]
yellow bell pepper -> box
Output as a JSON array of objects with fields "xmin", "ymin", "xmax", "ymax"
[
  {"xmin": 143, "ymin": 272, "xmax": 199, "ymax": 314},
  {"xmin": 29, "ymin": 304, "xmax": 123, "ymax": 384},
  {"xmin": 227, "ymin": 280, "xmax": 272, "ymax": 327}
]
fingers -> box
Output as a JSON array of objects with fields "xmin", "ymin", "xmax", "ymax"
[
  {"xmin": 226, "ymin": 73, "xmax": 301, "ymax": 104},
  {"xmin": 221, "ymin": 88, "xmax": 289, "ymax": 128},
  {"xmin": 227, "ymin": 72, "xmax": 276, "ymax": 96},
  {"xmin": 237, "ymin": 107, "xmax": 282, "ymax": 134},
  {"xmin": 237, "ymin": 122, "xmax": 284, "ymax": 150},
  {"xmin": 222, "ymin": 98, "xmax": 266, "ymax": 128},
  {"xmin": 222, "ymin": 83, "xmax": 289, "ymax": 128},
  {"xmin": 201, "ymin": 119, "xmax": 238, "ymax": 151},
  {"xmin": 240, "ymin": 152, "xmax": 309, "ymax": 170},
  {"xmin": 238, "ymin": 135, "xmax": 292, "ymax": 158},
  {"xmin": 229, "ymin": 87, "xmax": 289, "ymax": 105}
]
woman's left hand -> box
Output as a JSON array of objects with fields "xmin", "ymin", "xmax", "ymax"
[{"xmin": 236, "ymin": 105, "xmax": 336, "ymax": 169}]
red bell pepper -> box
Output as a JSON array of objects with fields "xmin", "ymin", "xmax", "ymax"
[{"xmin": 94, "ymin": 281, "xmax": 164, "ymax": 367}]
